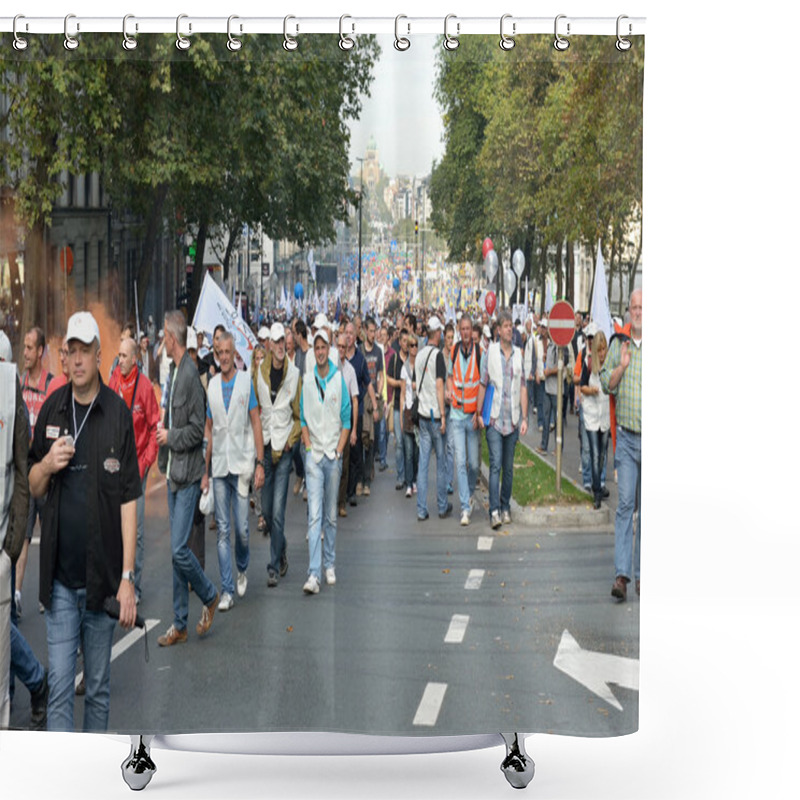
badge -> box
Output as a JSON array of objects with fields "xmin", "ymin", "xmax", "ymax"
[
  {"xmin": 103, "ymin": 458, "xmax": 121, "ymax": 474},
  {"xmin": 46, "ymin": 425, "xmax": 60, "ymax": 440}
]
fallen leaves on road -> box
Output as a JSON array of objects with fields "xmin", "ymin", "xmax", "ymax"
[
  {"xmin": 442, "ymin": 568, "xmax": 450, "ymax": 574},
  {"xmin": 286, "ymin": 626, "xmax": 293, "ymax": 633}
]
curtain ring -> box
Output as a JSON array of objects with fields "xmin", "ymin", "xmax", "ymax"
[
  {"xmin": 64, "ymin": 14, "xmax": 79, "ymax": 51},
  {"xmin": 227, "ymin": 15, "xmax": 242, "ymax": 51},
  {"xmin": 616, "ymin": 15, "xmax": 632, "ymax": 51},
  {"xmin": 339, "ymin": 14, "xmax": 355, "ymax": 50},
  {"xmin": 176, "ymin": 14, "xmax": 191, "ymax": 51},
  {"xmin": 443, "ymin": 14, "xmax": 459, "ymax": 51},
  {"xmin": 499, "ymin": 13, "xmax": 515, "ymax": 51},
  {"xmin": 554, "ymin": 14, "xmax": 570, "ymax": 51},
  {"xmin": 122, "ymin": 15, "xmax": 138, "ymax": 51},
  {"xmin": 394, "ymin": 15, "xmax": 410, "ymax": 51},
  {"xmin": 12, "ymin": 15, "xmax": 28, "ymax": 51},
  {"xmin": 283, "ymin": 15, "xmax": 298, "ymax": 51}
]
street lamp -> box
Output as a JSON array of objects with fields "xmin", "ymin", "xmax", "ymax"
[{"xmin": 356, "ymin": 156, "xmax": 364, "ymax": 314}]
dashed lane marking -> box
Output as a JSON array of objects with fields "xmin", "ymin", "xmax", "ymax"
[
  {"xmin": 444, "ymin": 614, "xmax": 470, "ymax": 643},
  {"xmin": 477, "ymin": 536, "xmax": 493, "ymax": 551},
  {"xmin": 413, "ymin": 682, "xmax": 448, "ymax": 726},
  {"xmin": 464, "ymin": 569, "xmax": 485, "ymax": 590}
]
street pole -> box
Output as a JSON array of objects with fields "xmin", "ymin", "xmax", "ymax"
[
  {"xmin": 556, "ymin": 350, "xmax": 564, "ymax": 495},
  {"xmin": 357, "ymin": 156, "xmax": 364, "ymax": 314}
]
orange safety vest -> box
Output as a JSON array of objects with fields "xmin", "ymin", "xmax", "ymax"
[{"xmin": 450, "ymin": 343, "xmax": 481, "ymax": 414}]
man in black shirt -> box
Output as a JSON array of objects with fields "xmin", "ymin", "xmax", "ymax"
[
  {"xmin": 360, "ymin": 317, "xmax": 384, "ymax": 495},
  {"xmin": 386, "ymin": 328, "xmax": 409, "ymax": 490},
  {"xmin": 28, "ymin": 311, "xmax": 141, "ymax": 732}
]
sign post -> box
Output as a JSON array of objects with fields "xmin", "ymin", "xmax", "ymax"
[{"xmin": 548, "ymin": 300, "xmax": 576, "ymax": 495}]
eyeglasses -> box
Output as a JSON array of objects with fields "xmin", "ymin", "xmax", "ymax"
[{"xmin": 409, "ymin": 343, "xmax": 418, "ymax": 348}]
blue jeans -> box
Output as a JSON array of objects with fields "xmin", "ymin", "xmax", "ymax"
[
  {"xmin": 262, "ymin": 445, "xmax": 294, "ymax": 578},
  {"xmin": 587, "ymin": 428, "xmax": 610, "ymax": 498},
  {"xmin": 540, "ymin": 392, "xmax": 557, "ymax": 450},
  {"xmin": 168, "ymin": 481, "xmax": 217, "ymax": 632},
  {"xmin": 614, "ymin": 428, "xmax": 641, "ymax": 582},
  {"xmin": 445, "ymin": 407, "xmax": 455, "ymax": 489},
  {"xmin": 526, "ymin": 379, "xmax": 536, "ymax": 423},
  {"xmin": 403, "ymin": 426, "xmax": 418, "ymax": 487},
  {"xmin": 305, "ymin": 454, "xmax": 341, "ymax": 580},
  {"xmin": 450, "ymin": 413, "xmax": 480, "ymax": 514},
  {"xmin": 376, "ymin": 414, "xmax": 387, "ymax": 467},
  {"xmin": 486, "ymin": 425, "xmax": 519, "ymax": 515},
  {"xmin": 534, "ymin": 380, "xmax": 545, "ymax": 422},
  {"xmin": 213, "ymin": 473, "xmax": 251, "ymax": 596},
  {"xmin": 393, "ymin": 408, "xmax": 406, "ymax": 485},
  {"xmin": 45, "ymin": 581, "xmax": 117, "ymax": 732},
  {"xmin": 417, "ymin": 417, "xmax": 448, "ymax": 517},
  {"xmin": 11, "ymin": 619, "xmax": 46, "ymax": 696},
  {"xmin": 578, "ymin": 405, "xmax": 592, "ymax": 487},
  {"xmin": 134, "ymin": 472, "xmax": 148, "ymax": 600}
]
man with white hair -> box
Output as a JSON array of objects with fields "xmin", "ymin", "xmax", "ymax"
[{"xmin": 28, "ymin": 312, "xmax": 141, "ymax": 731}]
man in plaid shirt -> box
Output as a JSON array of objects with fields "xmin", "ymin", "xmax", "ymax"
[{"xmin": 600, "ymin": 289, "xmax": 642, "ymax": 602}]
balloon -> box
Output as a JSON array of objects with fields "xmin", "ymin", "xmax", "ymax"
[
  {"xmin": 482, "ymin": 237, "xmax": 494, "ymax": 259},
  {"xmin": 512, "ymin": 249, "xmax": 526, "ymax": 278},
  {"xmin": 294, "ymin": 282, "xmax": 304, "ymax": 300},
  {"xmin": 484, "ymin": 249, "xmax": 499, "ymax": 283},
  {"xmin": 504, "ymin": 268, "xmax": 516, "ymax": 297},
  {"xmin": 392, "ymin": 277, "xmax": 400, "ymax": 290},
  {"xmin": 485, "ymin": 291, "xmax": 497, "ymax": 316}
]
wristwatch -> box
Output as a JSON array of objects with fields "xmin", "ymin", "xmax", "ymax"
[{"xmin": 121, "ymin": 570, "xmax": 134, "ymax": 585}]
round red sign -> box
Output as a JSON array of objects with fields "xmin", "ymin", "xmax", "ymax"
[{"xmin": 548, "ymin": 300, "xmax": 575, "ymax": 346}]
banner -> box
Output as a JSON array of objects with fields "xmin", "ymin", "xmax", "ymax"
[
  {"xmin": 192, "ymin": 272, "xmax": 258, "ymax": 369},
  {"xmin": 591, "ymin": 244, "xmax": 613, "ymax": 343}
]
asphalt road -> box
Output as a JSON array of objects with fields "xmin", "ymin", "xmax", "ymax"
[{"xmin": 8, "ymin": 424, "xmax": 638, "ymax": 737}]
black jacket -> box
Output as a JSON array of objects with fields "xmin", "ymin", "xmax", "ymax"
[{"xmin": 29, "ymin": 381, "xmax": 141, "ymax": 612}]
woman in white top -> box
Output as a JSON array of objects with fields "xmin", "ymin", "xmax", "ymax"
[
  {"xmin": 580, "ymin": 330, "xmax": 611, "ymax": 509},
  {"xmin": 399, "ymin": 334, "xmax": 420, "ymax": 498}
]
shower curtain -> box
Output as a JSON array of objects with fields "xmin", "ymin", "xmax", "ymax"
[{"xmin": 0, "ymin": 25, "xmax": 643, "ymax": 745}]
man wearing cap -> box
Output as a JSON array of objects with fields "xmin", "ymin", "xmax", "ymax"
[
  {"xmin": 109, "ymin": 337, "xmax": 160, "ymax": 605},
  {"xmin": 156, "ymin": 310, "xmax": 220, "ymax": 647},
  {"xmin": 415, "ymin": 316, "xmax": 452, "ymax": 521},
  {"xmin": 202, "ymin": 331, "xmax": 265, "ymax": 611},
  {"xmin": 28, "ymin": 311, "xmax": 141, "ymax": 732},
  {"xmin": 299, "ymin": 329, "xmax": 351, "ymax": 595},
  {"xmin": 253, "ymin": 322, "xmax": 301, "ymax": 588}
]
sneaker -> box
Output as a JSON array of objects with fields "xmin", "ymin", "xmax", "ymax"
[
  {"xmin": 395, "ymin": 482, "xmax": 405, "ymax": 491},
  {"xmin": 537, "ymin": 425, "xmax": 543, "ymax": 432},
  {"xmin": 412, "ymin": 483, "xmax": 417, "ymax": 494},
  {"xmin": 303, "ymin": 575, "xmax": 320, "ymax": 595},
  {"xmin": 218, "ymin": 592, "xmax": 234, "ymax": 611},
  {"xmin": 378, "ymin": 462, "xmax": 388, "ymax": 472},
  {"xmin": 30, "ymin": 673, "xmax": 48, "ymax": 729},
  {"xmin": 267, "ymin": 572, "xmax": 278, "ymax": 588},
  {"xmin": 611, "ymin": 576, "xmax": 628, "ymax": 601},
  {"xmin": 14, "ymin": 590, "xmax": 21, "ymax": 617},
  {"xmin": 339, "ymin": 505, "xmax": 348, "ymax": 517},
  {"xmin": 325, "ymin": 567, "xmax": 336, "ymax": 586},
  {"xmin": 490, "ymin": 510, "xmax": 502, "ymax": 529},
  {"xmin": 417, "ymin": 512, "xmax": 429, "ymax": 522},
  {"xmin": 363, "ymin": 485, "xmax": 371, "ymax": 496},
  {"xmin": 501, "ymin": 510, "xmax": 512, "ymax": 525},
  {"xmin": 460, "ymin": 510, "xmax": 470, "ymax": 526},
  {"xmin": 196, "ymin": 592, "xmax": 220, "ymax": 636},
  {"xmin": 280, "ymin": 553, "xmax": 289, "ymax": 577},
  {"xmin": 158, "ymin": 625, "xmax": 188, "ymax": 647},
  {"xmin": 293, "ymin": 476, "xmax": 303, "ymax": 495},
  {"xmin": 405, "ymin": 486, "xmax": 412, "ymax": 498},
  {"xmin": 438, "ymin": 502, "xmax": 453, "ymax": 519},
  {"xmin": 236, "ymin": 571, "xmax": 248, "ymax": 598},
  {"xmin": 356, "ymin": 482, "xmax": 363, "ymax": 496}
]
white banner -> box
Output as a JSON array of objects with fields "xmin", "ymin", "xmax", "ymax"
[
  {"xmin": 192, "ymin": 272, "xmax": 258, "ymax": 370},
  {"xmin": 591, "ymin": 243, "xmax": 613, "ymax": 343}
]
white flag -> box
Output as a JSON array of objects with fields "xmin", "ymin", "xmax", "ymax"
[
  {"xmin": 545, "ymin": 275, "xmax": 554, "ymax": 314},
  {"xmin": 192, "ymin": 273, "xmax": 258, "ymax": 370},
  {"xmin": 591, "ymin": 243, "xmax": 613, "ymax": 343},
  {"xmin": 307, "ymin": 249, "xmax": 316, "ymax": 284}
]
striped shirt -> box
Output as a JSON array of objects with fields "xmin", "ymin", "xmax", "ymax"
[{"xmin": 600, "ymin": 336, "xmax": 641, "ymax": 434}]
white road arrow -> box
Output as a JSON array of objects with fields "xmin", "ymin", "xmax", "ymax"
[{"xmin": 553, "ymin": 629, "xmax": 639, "ymax": 712}]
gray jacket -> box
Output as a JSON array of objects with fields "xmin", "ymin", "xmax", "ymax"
[{"xmin": 157, "ymin": 351, "xmax": 206, "ymax": 490}]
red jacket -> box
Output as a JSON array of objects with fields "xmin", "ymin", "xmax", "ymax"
[{"xmin": 109, "ymin": 365, "xmax": 160, "ymax": 480}]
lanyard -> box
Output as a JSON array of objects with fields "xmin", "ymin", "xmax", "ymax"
[{"xmin": 72, "ymin": 390, "xmax": 98, "ymax": 446}]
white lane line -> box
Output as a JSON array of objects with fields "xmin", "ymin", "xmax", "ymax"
[
  {"xmin": 413, "ymin": 682, "xmax": 448, "ymax": 726},
  {"xmin": 477, "ymin": 536, "xmax": 493, "ymax": 551},
  {"xmin": 444, "ymin": 614, "xmax": 470, "ymax": 644},
  {"xmin": 74, "ymin": 618, "xmax": 160, "ymax": 689},
  {"xmin": 464, "ymin": 569, "xmax": 485, "ymax": 590}
]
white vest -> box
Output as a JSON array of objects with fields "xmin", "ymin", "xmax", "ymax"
[
  {"xmin": 488, "ymin": 342, "xmax": 523, "ymax": 427},
  {"xmin": 257, "ymin": 357, "xmax": 300, "ymax": 453},
  {"xmin": 208, "ymin": 371, "xmax": 255, "ymax": 478},
  {"xmin": 415, "ymin": 345, "xmax": 441, "ymax": 420},
  {"xmin": 0, "ymin": 363, "xmax": 16, "ymax": 544},
  {"xmin": 302, "ymin": 362, "xmax": 344, "ymax": 463}
]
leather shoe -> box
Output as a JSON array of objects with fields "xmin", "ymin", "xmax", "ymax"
[
  {"xmin": 157, "ymin": 625, "xmax": 188, "ymax": 647},
  {"xmin": 196, "ymin": 592, "xmax": 219, "ymax": 636},
  {"xmin": 611, "ymin": 576, "xmax": 627, "ymax": 601}
]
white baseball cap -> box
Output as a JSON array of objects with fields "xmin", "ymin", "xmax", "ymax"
[
  {"xmin": 0, "ymin": 331, "xmax": 12, "ymax": 362},
  {"xmin": 257, "ymin": 326, "xmax": 270, "ymax": 340},
  {"xmin": 270, "ymin": 322, "xmax": 286, "ymax": 342},
  {"xmin": 427, "ymin": 316, "xmax": 443, "ymax": 332},
  {"xmin": 584, "ymin": 321, "xmax": 599, "ymax": 338},
  {"xmin": 186, "ymin": 326, "xmax": 198, "ymax": 351},
  {"xmin": 313, "ymin": 313, "xmax": 330, "ymax": 330},
  {"xmin": 313, "ymin": 329, "xmax": 329, "ymax": 345},
  {"xmin": 66, "ymin": 311, "xmax": 100, "ymax": 346}
]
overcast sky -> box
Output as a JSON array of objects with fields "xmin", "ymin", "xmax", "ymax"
[{"xmin": 348, "ymin": 36, "xmax": 445, "ymax": 179}]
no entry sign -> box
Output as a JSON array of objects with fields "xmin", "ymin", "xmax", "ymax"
[{"xmin": 548, "ymin": 300, "xmax": 575, "ymax": 346}]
